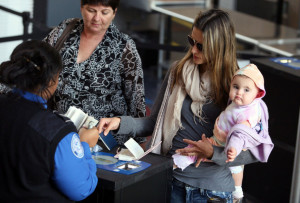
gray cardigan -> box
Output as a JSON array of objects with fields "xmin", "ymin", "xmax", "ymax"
[{"xmin": 116, "ymin": 68, "xmax": 258, "ymax": 192}]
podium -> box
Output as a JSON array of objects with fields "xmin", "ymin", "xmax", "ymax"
[
  {"xmin": 80, "ymin": 152, "xmax": 173, "ymax": 203},
  {"xmin": 244, "ymin": 57, "xmax": 300, "ymax": 202}
]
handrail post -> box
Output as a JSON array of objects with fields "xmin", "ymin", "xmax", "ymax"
[
  {"xmin": 290, "ymin": 107, "xmax": 300, "ymax": 203},
  {"xmin": 22, "ymin": 11, "xmax": 30, "ymax": 41}
]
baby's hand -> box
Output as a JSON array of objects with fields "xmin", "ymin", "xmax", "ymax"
[{"xmin": 226, "ymin": 147, "xmax": 237, "ymax": 162}]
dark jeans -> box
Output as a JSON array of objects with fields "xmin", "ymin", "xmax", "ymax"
[{"xmin": 170, "ymin": 178, "xmax": 233, "ymax": 203}]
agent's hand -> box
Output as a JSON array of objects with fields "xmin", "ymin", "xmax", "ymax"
[
  {"xmin": 79, "ymin": 127, "xmax": 99, "ymax": 147},
  {"xmin": 175, "ymin": 134, "xmax": 213, "ymax": 167},
  {"xmin": 97, "ymin": 117, "xmax": 121, "ymax": 136},
  {"xmin": 226, "ymin": 147, "xmax": 237, "ymax": 162}
]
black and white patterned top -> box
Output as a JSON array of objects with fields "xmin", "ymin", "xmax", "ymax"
[
  {"xmin": 44, "ymin": 18, "xmax": 146, "ymax": 119},
  {"xmin": 44, "ymin": 18, "xmax": 146, "ymax": 144}
]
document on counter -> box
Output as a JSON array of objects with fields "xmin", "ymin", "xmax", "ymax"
[{"xmin": 115, "ymin": 138, "xmax": 162, "ymax": 161}]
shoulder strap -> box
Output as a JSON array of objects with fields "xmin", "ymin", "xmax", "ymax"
[{"xmin": 54, "ymin": 18, "xmax": 79, "ymax": 51}]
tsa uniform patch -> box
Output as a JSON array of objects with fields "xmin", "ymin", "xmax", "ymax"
[{"xmin": 71, "ymin": 134, "xmax": 84, "ymax": 158}]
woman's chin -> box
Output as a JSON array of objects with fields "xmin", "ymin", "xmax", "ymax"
[{"xmin": 193, "ymin": 57, "xmax": 203, "ymax": 65}]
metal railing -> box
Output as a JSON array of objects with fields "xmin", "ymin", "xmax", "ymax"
[{"xmin": 0, "ymin": 5, "xmax": 49, "ymax": 43}]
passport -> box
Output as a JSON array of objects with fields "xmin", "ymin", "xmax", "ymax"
[{"xmin": 99, "ymin": 131, "xmax": 118, "ymax": 151}]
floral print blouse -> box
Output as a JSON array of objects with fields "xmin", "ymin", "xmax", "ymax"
[{"xmin": 44, "ymin": 18, "xmax": 146, "ymax": 144}]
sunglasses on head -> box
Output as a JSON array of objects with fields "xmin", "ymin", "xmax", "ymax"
[{"xmin": 187, "ymin": 35, "xmax": 203, "ymax": 52}]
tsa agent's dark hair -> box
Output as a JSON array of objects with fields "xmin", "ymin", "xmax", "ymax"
[
  {"xmin": 81, "ymin": 0, "xmax": 120, "ymax": 11},
  {"xmin": 0, "ymin": 40, "xmax": 62, "ymax": 99}
]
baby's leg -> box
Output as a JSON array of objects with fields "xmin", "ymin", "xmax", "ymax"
[
  {"xmin": 227, "ymin": 147, "xmax": 237, "ymax": 162},
  {"xmin": 230, "ymin": 166, "xmax": 244, "ymax": 200}
]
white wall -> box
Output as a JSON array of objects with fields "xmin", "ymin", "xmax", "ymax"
[{"xmin": 0, "ymin": 0, "xmax": 33, "ymax": 62}]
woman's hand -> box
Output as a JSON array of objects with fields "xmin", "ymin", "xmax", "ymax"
[
  {"xmin": 175, "ymin": 134, "xmax": 214, "ymax": 167},
  {"xmin": 79, "ymin": 127, "xmax": 99, "ymax": 147},
  {"xmin": 97, "ymin": 117, "xmax": 121, "ymax": 135}
]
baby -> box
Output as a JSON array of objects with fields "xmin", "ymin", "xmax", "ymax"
[{"xmin": 211, "ymin": 63, "xmax": 266, "ymax": 161}]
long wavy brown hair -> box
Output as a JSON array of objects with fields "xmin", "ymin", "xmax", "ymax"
[{"xmin": 172, "ymin": 9, "xmax": 239, "ymax": 109}]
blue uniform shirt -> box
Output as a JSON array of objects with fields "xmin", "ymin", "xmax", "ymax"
[{"xmin": 13, "ymin": 89, "xmax": 98, "ymax": 201}]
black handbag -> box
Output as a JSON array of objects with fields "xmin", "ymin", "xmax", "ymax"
[
  {"xmin": 54, "ymin": 18, "xmax": 78, "ymax": 51},
  {"xmin": 48, "ymin": 18, "xmax": 78, "ymax": 110}
]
